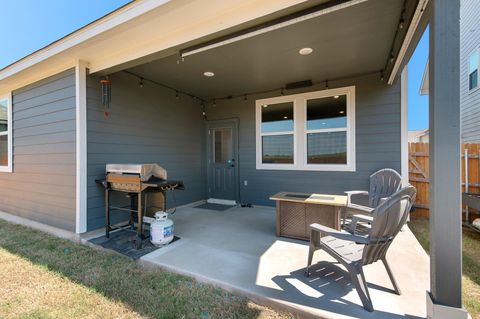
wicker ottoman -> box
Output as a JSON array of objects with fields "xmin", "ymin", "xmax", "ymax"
[{"xmin": 270, "ymin": 192, "xmax": 347, "ymax": 241}]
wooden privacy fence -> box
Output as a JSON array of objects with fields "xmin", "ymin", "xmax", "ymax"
[{"xmin": 409, "ymin": 142, "xmax": 480, "ymax": 220}]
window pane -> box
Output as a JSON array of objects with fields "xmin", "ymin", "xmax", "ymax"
[
  {"xmin": 307, "ymin": 131, "xmax": 347, "ymax": 164},
  {"xmin": 262, "ymin": 134, "xmax": 293, "ymax": 164},
  {"xmin": 0, "ymin": 99, "xmax": 8, "ymax": 133},
  {"xmin": 307, "ymin": 95, "xmax": 347, "ymax": 130},
  {"xmin": 213, "ymin": 128, "xmax": 232, "ymax": 164},
  {"xmin": 261, "ymin": 102, "xmax": 293, "ymax": 133},
  {"xmin": 0, "ymin": 135, "xmax": 7, "ymax": 166},
  {"xmin": 470, "ymin": 69, "xmax": 478, "ymax": 90}
]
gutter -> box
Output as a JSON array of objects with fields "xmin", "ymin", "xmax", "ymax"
[{"xmin": 388, "ymin": 0, "xmax": 429, "ymax": 84}]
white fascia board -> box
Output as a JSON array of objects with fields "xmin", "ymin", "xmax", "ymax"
[{"xmin": 0, "ymin": 0, "xmax": 171, "ymax": 81}]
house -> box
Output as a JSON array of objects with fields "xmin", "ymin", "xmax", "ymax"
[
  {"xmin": 0, "ymin": 1, "xmax": 468, "ymax": 318},
  {"xmin": 419, "ymin": 0, "xmax": 480, "ymax": 143},
  {"xmin": 408, "ymin": 129, "xmax": 429, "ymax": 142}
]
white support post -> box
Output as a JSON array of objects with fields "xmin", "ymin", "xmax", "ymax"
[
  {"xmin": 75, "ymin": 60, "xmax": 88, "ymax": 234},
  {"xmin": 401, "ymin": 66, "xmax": 409, "ymax": 186},
  {"xmin": 427, "ymin": 1, "xmax": 469, "ymax": 318}
]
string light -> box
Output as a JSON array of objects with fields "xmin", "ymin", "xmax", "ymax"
[
  {"xmin": 125, "ymin": 69, "xmax": 381, "ymax": 108},
  {"xmin": 201, "ymin": 102, "xmax": 207, "ymax": 118}
]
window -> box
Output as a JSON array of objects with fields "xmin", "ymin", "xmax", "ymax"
[
  {"xmin": 0, "ymin": 93, "xmax": 12, "ymax": 172},
  {"xmin": 256, "ymin": 86, "xmax": 355, "ymax": 171},
  {"xmin": 469, "ymin": 50, "xmax": 479, "ymax": 91},
  {"xmin": 213, "ymin": 128, "xmax": 232, "ymax": 164},
  {"xmin": 260, "ymin": 101, "xmax": 294, "ymax": 164}
]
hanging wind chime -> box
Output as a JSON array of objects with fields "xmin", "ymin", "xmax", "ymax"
[{"xmin": 100, "ymin": 76, "xmax": 112, "ymax": 118}]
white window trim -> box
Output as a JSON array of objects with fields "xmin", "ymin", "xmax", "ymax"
[
  {"xmin": 255, "ymin": 86, "xmax": 356, "ymax": 172},
  {"xmin": 0, "ymin": 92, "xmax": 12, "ymax": 173},
  {"xmin": 468, "ymin": 48, "xmax": 480, "ymax": 93}
]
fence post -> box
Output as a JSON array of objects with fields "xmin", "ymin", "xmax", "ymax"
[{"xmin": 465, "ymin": 148, "xmax": 469, "ymax": 223}]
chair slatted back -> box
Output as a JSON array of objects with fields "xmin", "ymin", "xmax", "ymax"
[
  {"xmin": 362, "ymin": 186, "xmax": 416, "ymax": 265},
  {"xmin": 369, "ymin": 169, "xmax": 403, "ymax": 208}
]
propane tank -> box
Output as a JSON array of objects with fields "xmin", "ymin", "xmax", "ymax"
[{"xmin": 150, "ymin": 211, "xmax": 174, "ymax": 246}]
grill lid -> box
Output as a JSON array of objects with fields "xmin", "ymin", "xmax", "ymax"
[{"xmin": 106, "ymin": 164, "xmax": 167, "ymax": 181}]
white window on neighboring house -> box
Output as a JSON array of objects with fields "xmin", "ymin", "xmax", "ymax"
[
  {"xmin": 0, "ymin": 93, "xmax": 12, "ymax": 172},
  {"xmin": 469, "ymin": 50, "xmax": 479, "ymax": 91},
  {"xmin": 256, "ymin": 86, "xmax": 355, "ymax": 171}
]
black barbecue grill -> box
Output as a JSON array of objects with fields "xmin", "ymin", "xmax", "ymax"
[{"xmin": 95, "ymin": 164, "xmax": 184, "ymax": 249}]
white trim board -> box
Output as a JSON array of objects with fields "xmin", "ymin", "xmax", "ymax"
[
  {"xmin": 0, "ymin": 92, "xmax": 12, "ymax": 173},
  {"xmin": 75, "ymin": 60, "xmax": 88, "ymax": 234},
  {"xmin": 401, "ymin": 66, "xmax": 409, "ymax": 186}
]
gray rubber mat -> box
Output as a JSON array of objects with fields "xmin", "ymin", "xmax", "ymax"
[{"xmin": 89, "ymin": 228, "xmax": 180, "ymax": 259}]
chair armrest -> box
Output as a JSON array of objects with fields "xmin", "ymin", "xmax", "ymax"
[
  {"xmin": 310, "ymin": 223, "xmax": 369, "ymax": 244},
  {"xmin": 344, "ymin": 203, "xmax": 375, "ymax": 216},
  {"xmin": 352, "ymin": 214, "xmax": 373, "ymax": 223},
  {"xmin": 348, "ymin": 214, "xmax": 373, "ymax": 234},
  {"xmin": 344, "ymin": 190, "xmax": 369, "ymax": 196},
  {"xmin": 344, "ymin": 190, "xmax": 369, "ymax": 205}
]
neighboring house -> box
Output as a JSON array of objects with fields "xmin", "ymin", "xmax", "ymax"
[
  {"xmin": 408, "ymin": 129, "xmax": 429, "ymax": 143},
  {"xmin": 420, "ymin": 0, "xmax": 480, "ymax": 143},
  {"xmin": 0, "ymin": 0, "xmax": 425, "ymax": 234}
]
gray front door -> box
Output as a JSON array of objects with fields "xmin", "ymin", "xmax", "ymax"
[{"xmin": 206, "ymin": 119, "xmax": 239, "ymax": 201}]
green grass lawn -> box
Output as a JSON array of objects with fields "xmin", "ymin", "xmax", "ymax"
[
  {"xmin": 408, "ymin": 218, "xmax": 480, "ymax": 319},
  {"xmin": 0, "ymin": 220, "xmax": 291, "ymax": 319}
]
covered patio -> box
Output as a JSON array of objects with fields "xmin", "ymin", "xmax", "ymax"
[
  {"xmin": 0, "ymin": 0, "xmax": 468, "ymax": 317},
  {"xmin": 79, "ymin": 0, "xmax": 466, "ymax": 318},
  {"xmin": 138, "ymin": 205, "xmax": 429, "ymax": 319}
]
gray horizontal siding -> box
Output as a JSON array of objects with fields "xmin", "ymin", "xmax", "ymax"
[
  {"xmin": 86, "ymin": 72, "xmax": 206, "ymax": 231},
  {"xmin": 460, "ymin": 0, "xmax": 480, "ymax": 143},
  {"xmin": 0, "ymin": 69, "xmax": 76, "ymax": 231},
  {"xmin": 206, "ymin": 73, "xmax": 401, "ymax": 206}
]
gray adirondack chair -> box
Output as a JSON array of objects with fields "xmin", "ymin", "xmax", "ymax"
[
  {"xmin": 305, "ymin": 185, "xmax": 416, "ymax": 312},
  {"xmin": 344, "ymin": 168, "xmax": 403, "ymax": 219}
]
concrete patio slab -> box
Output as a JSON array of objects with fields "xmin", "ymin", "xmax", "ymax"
[{"xmin": 140, "ymin": 205, "xmax": 429, "ymax": 319}]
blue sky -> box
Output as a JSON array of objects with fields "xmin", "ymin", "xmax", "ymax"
[
  {"xmin": 0, "ymin": 0, "xmax": 130, "ymax": 69},
  {"xmin": 407, "ymin": 28, "xmax": 429, "ymax": 130},
  {"xmin": 0, "ymin": 1, "xmax": 429, "ymax": 130}
]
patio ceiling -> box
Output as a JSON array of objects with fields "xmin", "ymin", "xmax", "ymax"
[{"xmin": 127, "ymin": 0, "xmax": 409, "ymax": 99}]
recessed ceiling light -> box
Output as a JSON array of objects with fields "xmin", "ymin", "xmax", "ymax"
[
  {"xmin": 339, "ymin": 110, "xmax": 345, "ymax": 114},
  {"xmin": 203, "ymin": 71, "xmax": 215, "ymax": 77},
  {"xmin": 283, "ymin": 116, "xmax": 288, "ymax": 119},
  {"xmin": 334, "ymin": 95, "xmax": 339, "ymax": 99},
  {"xmin": 299, "ymin": 47, "xmax": 313, "ymax": 55},
  {"xmin": 262, "ymin": 105, "xmax": 268, "ymax": 108}
]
